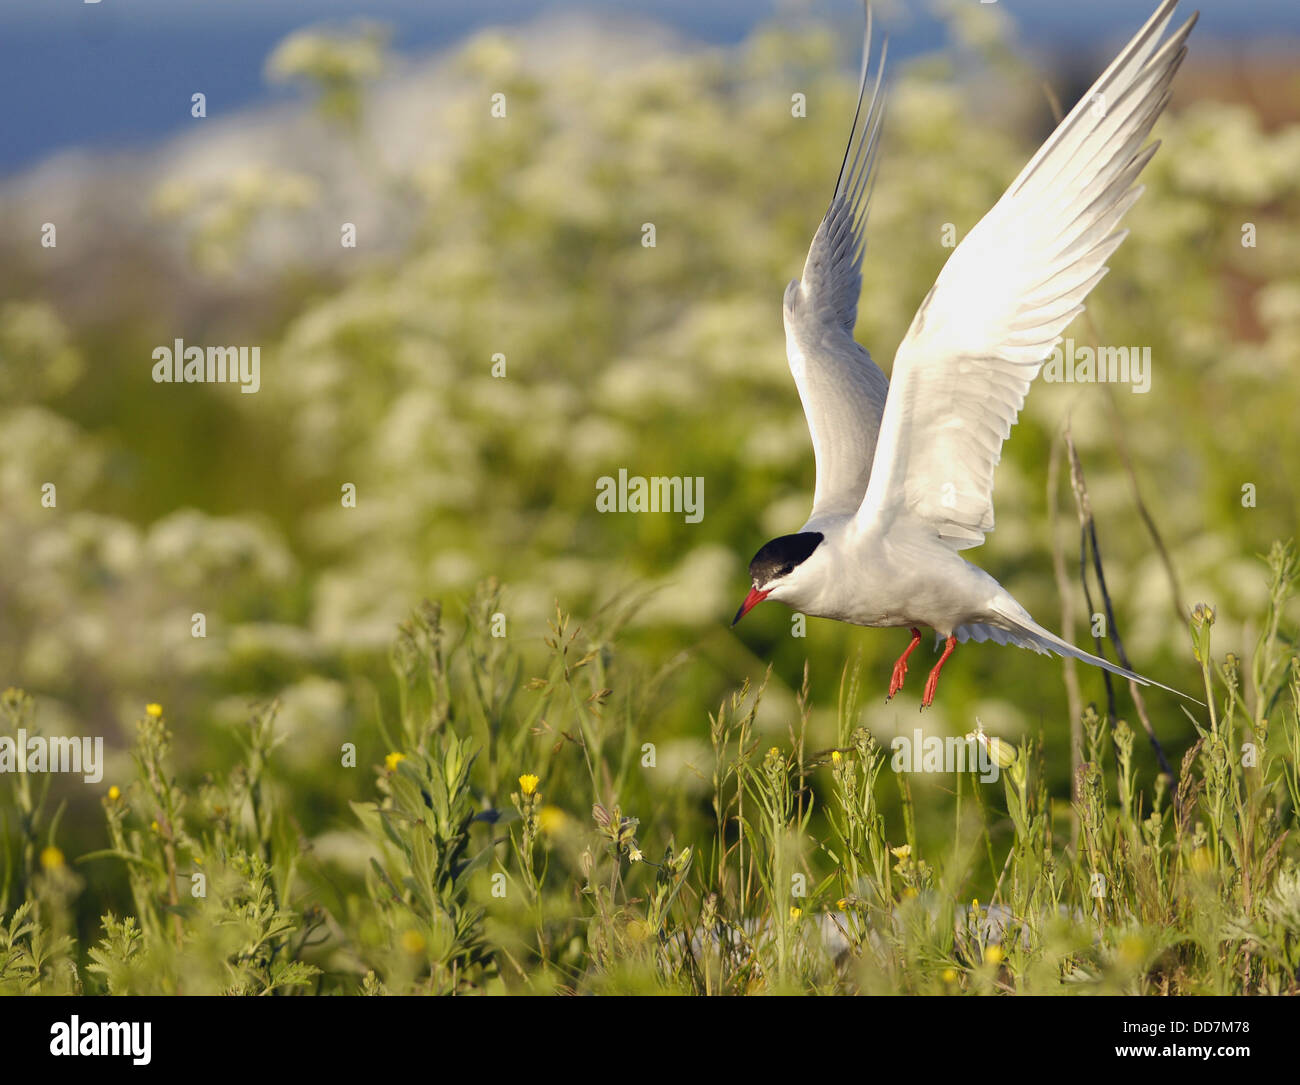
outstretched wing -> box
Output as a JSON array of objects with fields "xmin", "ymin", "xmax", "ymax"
[
  {"xmin": 856, "ymin": 0, "xmax": 1196, "ymax": 548},
  {"xmin": 783, "ymin": 3, "xmax": 891, "ymax": 524}
]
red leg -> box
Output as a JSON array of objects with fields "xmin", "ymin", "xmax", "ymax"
[
  {"xmin": 921, "ymin": 635, "xmax": 958, "ymax": 709},
  {"xmin": 887, "ymin": 627, "xmax": 923, "ymax": 701}
]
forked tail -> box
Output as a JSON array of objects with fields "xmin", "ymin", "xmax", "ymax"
[{"xmin": 957, "ymin": 604, "xmax": 1203, "ymax": 706}]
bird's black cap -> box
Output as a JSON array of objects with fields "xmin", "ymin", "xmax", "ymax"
[{"xmin": 748, "ymin": 531, "xmax": 824, "ymax": 586}]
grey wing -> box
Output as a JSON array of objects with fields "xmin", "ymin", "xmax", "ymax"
[{"xmin": 783, "ymin": 4, "xmax": 891, "ymax": 524}]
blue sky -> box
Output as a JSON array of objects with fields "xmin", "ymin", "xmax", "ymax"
[{"xmin": 2, "ymin": 0, "xmax": 1295, "ymax": 174}]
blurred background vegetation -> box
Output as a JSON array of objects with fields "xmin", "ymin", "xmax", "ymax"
[{"xmin": 1, "ymin": 1, "xmax": 1299, "ymax": 985}]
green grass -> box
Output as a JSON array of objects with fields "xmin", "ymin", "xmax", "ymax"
[
  {"xmin": 1, "ymin": 9, "xmax": 1298, "ymax": 996},
  {"xmin": 3, "ymin": 544, "xmax": 1298, "ymax": 995}
]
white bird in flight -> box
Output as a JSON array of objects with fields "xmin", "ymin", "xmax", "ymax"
[{"xmin": 733, "ymin": 0, "xmax": 1198, "ymax": 707}]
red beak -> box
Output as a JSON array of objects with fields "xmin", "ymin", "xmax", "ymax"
[{"xmin": 732, "ymin": 587, "xmax": 770, "ymax": 626}]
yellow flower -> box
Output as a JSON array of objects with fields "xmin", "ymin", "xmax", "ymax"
[
  {"xmin": 40, "ymin": 846, "xmax": 64, "ymax": 870},
  {"xmin": 942, "ymin": 967, "xmax": 958, "ymax": 984},
  {"xmin": 146, "ymin": 703, "xmax": 163, "ymax": 718},
  {"xmin": 150, "ymin": 820, "xmax": 160, "ymax": 833},
  {"xmin": 538, "ymin": 805, "xmax": 568, "ymax": 836},
  {"xmin": 518, "ymin": 773, "xmax": 539, "ymax": 796},
  {"xmin": 890, "ymin": 844, "xmax": 911, "ymax": 859},
  {"xmin": 627, "ymin": 846, "xmax": 643, "ymax": 863},
  {"xmin": 831, "ymin": 750, "xmax": 843, "ymax": 765},
  {"xmin": 836, "ymin": 898, "xmax": 848, "ymax": 910},
  {"xmin": 384, "ymin": 752, "xmax": 406, "ymax": 772},
  {"xmin": 971, "ymin": 897, "xmax": 980, "ymax": 914},
  {"xmin": 1118, "ymin": 935, "xmax": 1145, "ymax": 965},
  {"xmin": 984, "ymin": 944, "xmax": 1004, "ymax": 965},
  {"xmin": 107, "ymin": 785, "xmax": 121, "ymax": 801},
  {"xmin": 399, "ymin": 929, "xmax": 426, "ymax": 955},
  {"xmin": 789, "ymin": 906, "xmax": 802, "ymax": 921},
  {"xmin": 902, "ymin": 886, "xmax": 919, "ymax": 899}
]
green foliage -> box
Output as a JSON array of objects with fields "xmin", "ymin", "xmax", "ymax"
[
  {"xmin": 49, "ymin": 704, "xmax": 323, "ymax": 995},
  {"xmin": 2, "ymin": 540, "xmax": 1298, "ymax": 993},
  {"xmin": 1, "ymin": 10, "xmax": 1298, "ymax": 995},
  {"xmin": 351, "ymin": 686, "xmax": 493, "ymax": 992}
]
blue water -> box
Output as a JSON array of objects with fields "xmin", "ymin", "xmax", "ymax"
[{"xmin": 1, "ymin": 0, "xmax": 1295, "ymax": 174}]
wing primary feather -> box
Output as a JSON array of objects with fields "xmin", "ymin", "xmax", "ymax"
[
  {"xmin": 829, "ymin": 3, "xmax": 874, "ymax": 206},
  {"xmin": 841, "ymin": 40, "xmax": 888, "ymax": 208},
  {"xmin": 1013, "ymin": 6, "xmax": 1195, "ymax": 198},
  {"xmin": 845, "ymin": 72, "xmax": 888, "ymax": 217}
]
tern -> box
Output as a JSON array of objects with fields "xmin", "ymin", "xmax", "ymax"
[{"xmin": 733, "ymin": 0, "xmax": 1198, "ymax": 707}]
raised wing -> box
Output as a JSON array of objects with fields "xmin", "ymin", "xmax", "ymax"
[
  {"xmin": 857, "ymin": 0, "xmax": 1196, "ymax": 549},
  {"xmin": 783, "ymin": 4, "xmax": 891, "ymax": 524}
]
